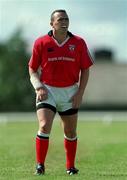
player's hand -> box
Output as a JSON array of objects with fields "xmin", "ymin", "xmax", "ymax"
[
  {"xmin": 36, "ymin": 86, "xmax": 48, "ymax": 101},
  {"xmin": 71, "ymin": 91, "xmax": 83, "ymax": 109}
]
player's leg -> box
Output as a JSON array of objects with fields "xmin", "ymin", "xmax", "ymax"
[
  {"xmin": 56, "ymin": 84, "xmax": 79, "ymax": 174},
  {"xmin": 35, "ymin": 85, "xmax": 57, "ymax": 175},
  {"xmin": 35, "ymin": 106, "xmax": 56, "ymax": 175},
  {"xmin": 60, "ymin": 112, "xmax": 79, "ymax": 175},
  {"xmin": 60, "ymin": 113, "xmax": 77, "ymax": 138}
]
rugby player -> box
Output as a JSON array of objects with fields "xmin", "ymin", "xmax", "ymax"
[{"xmin": 28, "ymin": 9, "xmax": 93, "ymax": 175}]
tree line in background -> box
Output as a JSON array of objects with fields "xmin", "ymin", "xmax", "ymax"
[{"xmin": 0, "ymin": 29, "xmax": 35, "ymax": 111}]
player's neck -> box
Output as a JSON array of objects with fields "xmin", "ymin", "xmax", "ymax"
[{"xmin": 53, "ymin": 30, "xmax": 68, "ymax": 44}]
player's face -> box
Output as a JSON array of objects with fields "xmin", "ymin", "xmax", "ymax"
[{"xmin": 51, "ymin": 12, "xmax": 69, "ymax": 33}]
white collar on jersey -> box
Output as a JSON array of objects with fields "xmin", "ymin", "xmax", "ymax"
[
  {"xmin": 52, "ymin": 36, "xmax": 70, "ymax": 47},
  {"xmin": 48, "ymin": 30, "xmax": 73, "ymax": 47}
]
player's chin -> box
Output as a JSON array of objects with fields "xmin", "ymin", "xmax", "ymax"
[{"xmin": 60, "ymin": 27, "xmax": 68, "ymax": 32}]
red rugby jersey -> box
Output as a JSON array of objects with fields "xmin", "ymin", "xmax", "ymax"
[{"xmin": 29, "ymin": 31, "xmax": 93, "ymax": 87}]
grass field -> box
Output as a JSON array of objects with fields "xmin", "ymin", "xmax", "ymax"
[{"xmin": 0, "ymin": 112, "xmax": 127, "ymax": 180}]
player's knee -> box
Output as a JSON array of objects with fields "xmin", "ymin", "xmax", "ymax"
[
  {"xmin": 64, "ymin": 129, "xmax": 77, "ymax": 139},
  {"xmin": 39, "ymin": 123, "xmax": 50, "ymax": 134}
]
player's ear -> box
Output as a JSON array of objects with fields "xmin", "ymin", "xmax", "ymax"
[{"xmin": 50, "ymin": 21, "xmax": 53, "ymax": 27}]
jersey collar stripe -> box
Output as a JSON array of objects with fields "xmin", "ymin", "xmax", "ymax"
[
  {"xmin": 48, "ymin": 30, "xmax": 73, "ymax": 37},
  {"xmin": 52, "ymin": 36, "xmax": 70, "ymax": 47}
]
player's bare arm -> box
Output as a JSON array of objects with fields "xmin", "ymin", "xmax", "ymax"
[
  {"xmin": 72, "ymin": 68, "xmax": 89, "ymax": 109},
  {"xmin": 29, "ymin": 67, "xmax": 48, "ymax": 101}
]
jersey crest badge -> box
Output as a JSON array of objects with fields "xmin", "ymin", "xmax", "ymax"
[{"xmin": 69, "ymin": 45, "xmax": 75, "ymax": 51}]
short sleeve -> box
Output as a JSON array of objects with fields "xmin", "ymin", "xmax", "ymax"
[
  {"xmin": 80, "ymin": 39, "xmax": 94, "ymax": 69},
  {"xmin": 28, "ymin": 39, "xmax": 42, "ymax": 71}
]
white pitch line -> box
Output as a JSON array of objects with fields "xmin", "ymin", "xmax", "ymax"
[{"xmin": 0, "ymin": 111, "xmax": 127, "ymax": 123}]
